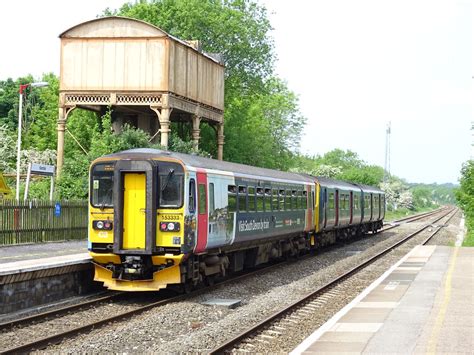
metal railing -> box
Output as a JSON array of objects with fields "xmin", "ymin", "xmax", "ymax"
[{"xmin": 0, "ymin": 200, "xmax": 88, "ymax": 245}]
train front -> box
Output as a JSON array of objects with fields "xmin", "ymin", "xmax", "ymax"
[{"xmin": 88, "ymin": 153, "xmax": 187, "ymax": 291}]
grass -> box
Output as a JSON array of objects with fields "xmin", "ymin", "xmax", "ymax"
[{"xmin": 462, "ymin": 228, "xmax": 474, "ymax": 247}]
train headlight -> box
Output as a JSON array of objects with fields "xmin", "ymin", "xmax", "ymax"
[
  {"xmin": 93, "ymin": 220, "xmax": 113, "ymax": 230},
  {"xmin": 160, "ymin": 222, "xmax": 180, "ymax": 232}
]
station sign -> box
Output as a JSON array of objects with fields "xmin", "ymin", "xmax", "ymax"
[{"xmin": 30, "ymin": 163, "xmax": 55, "ymax": 177}]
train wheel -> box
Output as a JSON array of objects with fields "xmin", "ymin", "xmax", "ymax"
[
  {"xmin": 205, "ymin": 275, "xmax": 216, "ymax": 286},
  {"xmin": 183, "ymin": 281, "xmax": 194, "ymax": 294}
]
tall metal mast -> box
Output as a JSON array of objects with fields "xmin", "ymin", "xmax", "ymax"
[{"xmin": 384, "ymin": 121, "xmax": 391, "ymax": 182}]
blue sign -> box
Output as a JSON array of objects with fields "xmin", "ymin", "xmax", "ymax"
[{"xmin": 54, "ymin": 202, "xmax": 61, "ymax": 217}]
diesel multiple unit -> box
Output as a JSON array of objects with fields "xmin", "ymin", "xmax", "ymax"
[{"xmin": 88, "ymin": 149, "xmax": 385, "ymax": 291}]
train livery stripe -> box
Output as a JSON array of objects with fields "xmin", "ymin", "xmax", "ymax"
[
  {"xmin": 195, "ymin": 169, "xmax": 208, "ymax": 253},
  {"xmin": 314, "ymin": 184, "xmax": 320, "ymax": 232}
]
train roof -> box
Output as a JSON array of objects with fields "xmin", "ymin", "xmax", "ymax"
[
  {"xmin": 356, "ymin": 183, "xmax": 385, "ymax": 194},
  {"xmin": 101, "ymin": 149, "xmax": 314, "ymax": 184},
  {"xmin": 315, "ymin": 176, "xmax": 361, "ymax": 191}
]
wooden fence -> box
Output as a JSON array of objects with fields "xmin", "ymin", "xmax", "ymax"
[{"xmin": 0, "ymin": 200, "xmax": 88, "ymax": 245}]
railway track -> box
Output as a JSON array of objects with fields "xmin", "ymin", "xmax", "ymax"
[
  {"xmin": 209, "ymin": 207, "xmax": 457, "ymax": 354},
  {"xmin": 0, "ymin": 207, "xmax": 449, "ymax": 354},
  {"xmin": 0, "ymin": 256, "xmax": 297, "ymax": 354}
]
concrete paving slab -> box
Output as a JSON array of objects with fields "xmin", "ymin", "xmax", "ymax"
[
  {"xmin": 361, "ymin": 284, "xmax": 409, "ymax": 302},
  {"xmin": 338, "ymin": 308, "xmax": 392, "ymax": 323},
  {"xmin": 354, "ymin": 301, "xmax": 399, "ymax": 308},
  {"xmin": 318, "ymin": 331, "xmax": 374, "ymax": 343},
  {"xmin": 306, "ymin": 341, "xmax": 366, "ymax": 353},
  {"xmin": 330, "ymin": 322, "xmax": 383, "ymax": 332}
]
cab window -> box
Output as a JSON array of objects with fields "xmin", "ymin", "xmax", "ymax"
[
  {"xmin": 91, "ymin": 163, "xmax": 114, "ymax": 208},
  {"xmin": 159, "ymin": 166, "xmax": 184, "ymax": 208}
]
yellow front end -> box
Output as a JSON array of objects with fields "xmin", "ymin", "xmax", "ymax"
[
  {"xmin": 88, "ymin": 158, "xmax": 187, "ymax": 292},
  {"xmin": 92, "ymin": 254, "xmax": 184, "ymax": 291},
  {"xmin": 89, "ymin": 207, "xmax": 186, "ymax": 291}
]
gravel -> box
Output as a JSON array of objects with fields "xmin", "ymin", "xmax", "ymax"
[{"xmin": 36, "ymin": 209, "xmax": 463, "ymax": 353}]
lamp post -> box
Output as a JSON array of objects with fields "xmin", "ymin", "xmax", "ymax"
[{"xmin": 15, "ymin": 81, "xmax": 49, "ymax": 201}]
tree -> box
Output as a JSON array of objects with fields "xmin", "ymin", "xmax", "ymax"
[
  {"xmin": 0, "ymin": 125, "xmax": 15, "ymax": 173},
  {"xmin": 456, "ymin": 160, "xmax": 474, "ymax": 236}
]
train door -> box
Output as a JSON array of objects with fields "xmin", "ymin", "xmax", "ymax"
[
  {"xmin": 122, "ymin": 172, "xmax": 146, "ymax": 250},
  {"xmin": 323, "ymin": 188, "xmax": 327, "ymax": 228},
  {"xmin": 377, "ymin": 194, "xmax": 381, "ymax": 220},
  {"xmin": 381, "ymin": 195, "xmax": 386, "ymax": 219},
  {"xmin": 335, "ymin": 190, "xmax": 339, "ymax": 226},
  {"xmin": 349, "ymin": 191, "xmax": 353, "ymax": 224},
  {"xmin": 369, "ymin": 193, "xmax": 373, "ymax": 221},
  {"xmin": 195, "ymin": 171, "xmax": 208, "ymax": 253}
]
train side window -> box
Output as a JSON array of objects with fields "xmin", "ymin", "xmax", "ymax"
[
  {"xmin": 329, "ymin": 192, "xmax": 335, "ymax": 210},
  {"xmin": 228, "ymin": 185, "xmax": 236, "ymax": 212},
  {"xmin": 248, "ymin": 187, "xmax": 256, "ymax": 212},
  {"xmin": 291, "ymin": 190, "xmax": 298, "ymax": 210},
  {"xmin": 209, "ymin": 183, "xmax": 215, "ymax": 215},
  {"xmin": 188, "ymin": 179, "xmax": 196, "ymax": 213},
  {"xmin": 285, "ymin": 190, "xmax": 292, "ymax": 210},
  {"xmin": 365, "ymin": 195, "xmax": 371, "ymax": 209},
  {"xmin": 279, "ymin": 190, "xmax": 286, "ymax": 211},
  {"xmin": 354, "ymin": 194, "xmax": 359, "ymax": 210},
  {"xmin": 238, "ymin": 186, "xmax": 247, "ymax": 212},
  {"xmin": 296, "ymin": 191, "xmax": 302, "ymax": 210},
  {"xmin": 256, "ymin": 187, "xmax": 264, "ymax": 212},
  {"xmin": 272, "ymin": 189, "xmax": 279, "ymax": 211},
  {"xmin": 264, "ymin": 188, "xmax": 272, "ymax": 211},
  {"xmin": 198, "ymin": 184, "xmax": 206, "ymax": 215}
]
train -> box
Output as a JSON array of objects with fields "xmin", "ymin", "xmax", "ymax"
[{"xmin": 88, "ymin": 148, "xmax": 385, "ymax": 291}]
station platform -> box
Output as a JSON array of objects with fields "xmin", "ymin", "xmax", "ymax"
[
  {"xmin": 291, "ymin": 245, "xmax": 474, "ymax": 354},
  {"xmin": 0, "ymin": 241, "xmax": 93, "ymax": 314}
]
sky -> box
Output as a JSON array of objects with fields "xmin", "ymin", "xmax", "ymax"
[{"xmin": 0, "ymin": 0, "xmax": 472, "ymax": 184}]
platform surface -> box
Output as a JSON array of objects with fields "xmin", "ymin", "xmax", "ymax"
[
  {"xmin": 291, "ymin": 245, "xmax": 474, "ymax": 354},
  {"xmin": 0, "ymin": 240, "xmax": 90, "ymax": 276},
  {"xmin": 0, "ymin": 240, "xmax": 87, "ymax": 264}
]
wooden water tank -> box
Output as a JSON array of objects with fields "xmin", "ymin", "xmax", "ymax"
[{"xmin": 59, "ymin": 16, "xmax": 224, "ymax": 110}]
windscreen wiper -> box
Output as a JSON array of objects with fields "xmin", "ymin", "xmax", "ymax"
[{"xmin": 161, "ymin": 169, "xmax": 175, "ymax": 192}]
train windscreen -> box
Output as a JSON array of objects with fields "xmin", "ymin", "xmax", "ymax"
[
  {"xmin": 91, "ymin": 163, "xmax": 114, "ymax": 208},
  {"xmin": 159, "ymin": 166, "xmax": 183, "ymax": 208}
]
